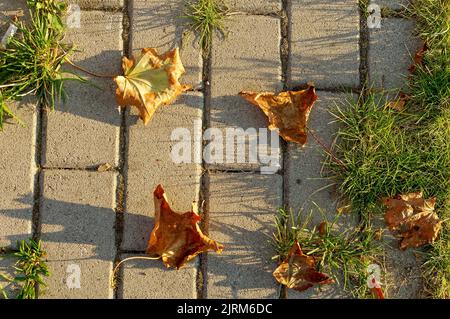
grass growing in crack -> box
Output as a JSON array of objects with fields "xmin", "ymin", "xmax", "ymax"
[
  {"xmin": 184, "ymin": 0, "xmax": 228, "ymax": 55},
  {"xmin": 0, "ymin": 239, "xmax": 50, "ymax": 299},
  {"xmin": 271, "ymin": 208, "xmax": 382, "ymax": 299},
  {"xmin": 329, "ymin": 0, "xmax": 450, "ymax": 298},
  {"xmin": 0, "ymin": 0, "xmax": 76, "ymax": 129}
]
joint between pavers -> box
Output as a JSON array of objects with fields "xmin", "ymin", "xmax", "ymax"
[
  {"xmin": 113, "ymin": 0, "xmax": 132, "ymax": 300},
  {"xmin": 359, "ymin": 1, "xmax": 370, "ymax": 96}
]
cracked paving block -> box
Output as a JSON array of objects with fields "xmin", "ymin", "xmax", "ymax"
[
  {"xmin": 132, "ymin": 0, "xmax": 202, "ymax": 87},
  {"xmin": 123, "ymin": 93, "xmax": 203, "ymax": 251},
  {"xmin": 118, "ymin": 254, "xmax": 197, "ymax": 298},
  {"xmin": 369, "ymin": 18, "xmax": 421, "ymax": 91},
  {"xmin": 288, "ymin": 0, "xmax": 360, "ymax": 89},
  {"xmin": 43, "ymin": 11, "xmax": 122, "ymax": 168},
  {"xmin": 207, "ymin": 173, "xmax": 282, "ymax": 299},
  {"xmin": 210, "ymin": 16, "xmax": 282, "ymax": 171},
  {"xmin": 40, "ymin": 170, "xmax": 116, "ymax": 299}
]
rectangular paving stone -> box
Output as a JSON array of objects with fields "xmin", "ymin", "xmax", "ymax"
[
  {"xmin": 132, "ymin": 0, "xmax": 202, "ymax": 87},
  {"xmin": 65, "ymin": 0, "xmax": 123, "ymax": 9},
  {"xmin": 286, "ymin": 91, "xmax": 358, "ymax": 299},
  {"xmin": 123, "ymin": 93, "xmax": 203, "ymax": 251},
  {"xmin": 210, "ymin": 16, "xmax": 282, "ymax": 171},
  {"xmin": 369, "ymin": 18, "xmax": 421, "ymax": 90},
  {"xmin": 0, "ymin": 256, "xmax": 20, "ymax": 299},
  {"xmin": 288, "ymin": 0, "xmax": 360, "ymax": 89},
  {"xmin": 118, "ymin": 254, "xmax": 197, "ymax": 298},
  {"xmin": 207, "ymin": 173, "xmax": 282, "ymax": 299},
  {"xmin": 376, "ymin": 0, "xmax": 410, "ymax": 10},
  {"xmin": 0, "ymin": 0, "xmax": 28, "ymax": 30},
  {"xmin": 0, "ymin": 99, "xmax": 36, "ymax": 248},
  {"xmin": 40, "ymin": 170, "xmax": 116, "ymax": 299},
  {"xmin": 227, "ymin": 0, "xmax": 281, "ymax": 13},
  {"xmin": 43, "ymin": 11, "xmax": 122, "ymax": 168}
]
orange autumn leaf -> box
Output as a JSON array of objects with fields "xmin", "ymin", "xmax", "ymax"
[
  {"xmin": 146, "ymin": 185, "xmax": 223, "ymax": 269},
  {"xmin": 239, "ymin": 85, "xmax": 318, "ymax": 145},
  {"xmin": 383, "ymin": 191, "xmax": 442, "ymax": 250},
  {"xmin": 273, "ymin": 240, "xmax": 334, "ymax": 292},
  {"xmin": 114, "ymin": 48, "xmax": 191, "ymax": 125}
]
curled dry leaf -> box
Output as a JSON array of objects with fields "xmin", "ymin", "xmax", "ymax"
[
  {"xmin": 146, "ymin": 185, "xmax": 224, "ymax": 269},
  {"xmin": 273, "ymin": 240, "xmax": 334, "ymax": 292},
  {"xmin": 114, "ymin": 48, "xmax": 191, "ymax": 125},
  {"xmin": 383, "ymin": 191, "xmax": 442, "ymax": 250},
  {"xmin": 239, "ymin": 85, "xmax": 318, "ymax": 145}
]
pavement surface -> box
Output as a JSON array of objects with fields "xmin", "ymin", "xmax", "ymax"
[{"xmin": 0, "ymin": 0, "xmax": 423, "ymax": 298}]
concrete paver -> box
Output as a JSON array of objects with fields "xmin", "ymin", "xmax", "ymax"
[
  {"xmin": 210, "ymin": 16, "xmax": 282, "ymax": 171},
  {"xmin": 123, "ymin": 93, "xmax": 203, "ymax": 251},
  {"xmin": 227, "ymin": 0, "xmax": 281, "ymax": 13},
  {"xmin": 118, "ymin": 254, "xmax": 197, "ymax": 298},
  {"xmin": 369, "ymin": 18, "xmax": 421, "ymax": 90},
  {"xmin": 132, "ymin": 0, "xmax": 202, "ymax": 87},
  {"xmin": 207, "ymin": 173, "xmax": 282, "ymax": 299},
  {"xmin": 288, "ymin": 0, "xmax": 360, "ymax": 89},
  {"xmin": 40, "ymin": 170, "xmax": 116, "ymax": 299},
  {"xmin": 43, "ymin": 10, "xmax": 122, "ymax": 168},
  {"xmin": 376, "ymin": 0, "xmax": 410, "ymax": 10},
  {"xmin": 0, "ymin": 99, "xmax": 36, "ymax": 248},
  {"xmin": 0, "ymin": 256, "xmax": 20, "ymax": 299}
]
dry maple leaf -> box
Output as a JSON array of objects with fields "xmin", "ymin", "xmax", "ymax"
[
  {"xmin": 114, "ymin": 48, "xmax": 191, "ymax": 125},
  {"xmin": 383, "ymin": 191, "xmax": 442, "ymax": 250},
  {"xmin": 273, "ymin": 240, "xmax": 334, "ymax": 292},
  {"xmin": 146, "ymin": 184, "xmax": 224, "ymax": 269},
  {"xmin": 239, "ymin": 85, "xmax": 318, "ymax": 145}
]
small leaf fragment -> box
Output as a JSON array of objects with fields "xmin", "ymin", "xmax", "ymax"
[
  {"xmin": 146, "ymin": 185, "xmax": 224, "ymax": 269},
  {"xmin": 273, "ymin": 240, "xmax": 334, "ymax": 292},
  {"xmin": 239, "ymin": 85, "xmax": 318, "ymax": 145}
]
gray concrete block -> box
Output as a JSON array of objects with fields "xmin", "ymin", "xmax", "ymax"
[
  {"xmin": 227, "ymin": 0, "xmax": 281, "ymax": 13},
  {"xmin": 0, "ymin": 256, "xmax": 20, "ymax": 299},
  {"xmin": 286, "ymin": 91, "xmax": 358, "ymax": 299},
  {"xmin": 375, "ymin": 0, "xmax": 410, "ymax": 10},
  {"xmin": 207, "ymin": 173, "xmax": 282, "ymax": 298},
  {"xmin": 123, "ymin": 93, "xmax": 203, "ymax": 251},
  {"xmin": 288, "ymin": 0, "xmax": 360, "ymax": 89},
  {"xmin": 132, "ymin": 0, "xmax": 203, "ymax": 87},
  {"xmin": 65, "ymin": 0, "xmax": 123, "ymax": 9},
  {"xmin": 118, "ymin": 254, "xmax": 197, "ymax": 298},
  {"xmin": 0, "ymin": 99, "xmax": 36, "ymax": 248},
  {"xmin": 369, "ymin": 18, "xmax": 421, "ymax": 91},
  {"xmin": 43, "ymin": 11, "xmax": 122, "ymax": 168},
  {"xmin": 210, "ymin": 16, "xmax": 282, "ymax": 171},
  {"xmin": 0, "ymin": 0, "xmax": 28, "ymax": 32},
  {"xmin": 40, "ymin": 170, "xmax": 116, "ymax": 299}
]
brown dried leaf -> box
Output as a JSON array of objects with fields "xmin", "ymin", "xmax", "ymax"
[
  {"xmin": 114, "ymin": 48, "xmax": 191, "ymax": 125},
  {"xmin": 408, "ymin": 43, "xmax": 428, "ymax": 73},
  {"xmin": 387, "ymin": 92, "xmax": 410, "ymax": 112},
  {"xmin": 383, "ymin": 191, "xmax": 442, "ymax": 250},
  {"xmin": 273, "ymin": 241, "xmax": 334, "ymax": 292},
  {"xmin": 239, "ymin": 85, "xmax": 318, "ymax": 145},
  {"xmin": 146, "ymin": 185, "xmax": 224, "ymax": 269}
]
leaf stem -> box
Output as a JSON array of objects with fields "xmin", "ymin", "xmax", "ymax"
[
  {"xmin": 110, "ymin": 256, "xmax": 161, "ymax": 288},
  {"xmin": 306, "ymin": 126, "xmax": 347, "ymax": 170},
  {"xmin": 64, "ymin": 57, "xmax": 117, "ymax": 79}
]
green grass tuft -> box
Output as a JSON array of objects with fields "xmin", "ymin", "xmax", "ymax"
[
  {"xmin": 0, "ymin": 0, "xmax": 73, "ymax": 129},
  {"xmin": 271, "ymin": 208, "xmax": 382, "ymax": 299},
  {"xmin": 184, "ymin": 0, "xmax": 228, "ymax": 55}
]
